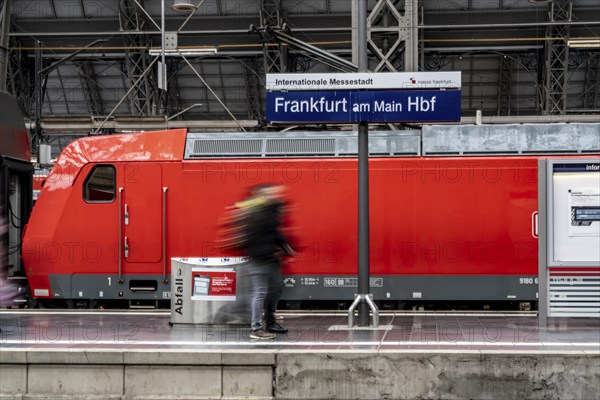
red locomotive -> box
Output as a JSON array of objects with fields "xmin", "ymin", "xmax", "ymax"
[{"xmin": 21, "ymin": 128, "xmax": 596, "ymax": 309}]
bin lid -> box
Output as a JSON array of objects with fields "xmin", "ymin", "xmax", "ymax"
[{"xmin": 171, "ymin": 257, "xmax": 249, "ymax": 267}]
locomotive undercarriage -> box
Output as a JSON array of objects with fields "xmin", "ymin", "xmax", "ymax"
[{"xmin": 18, "ymin": 273, "xmax": 538, "ymax": 312}]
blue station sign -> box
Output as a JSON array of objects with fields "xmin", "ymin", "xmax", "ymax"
[{"xmin": 266, "ymin": 89, "xmax": 461, "ymax": 124}]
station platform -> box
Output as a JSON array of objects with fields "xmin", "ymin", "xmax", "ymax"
[{"xmin": 1, "ymin": 310, "xmax": 599, "ymax": 399}]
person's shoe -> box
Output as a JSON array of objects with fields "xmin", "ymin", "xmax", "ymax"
[
  {"xmin": 266, "ymin": 322, "xmax": 288, "ymax": 334},
  {"xmin": 250, "ymin": 329, "xmax": 275, "ymax": 340}
]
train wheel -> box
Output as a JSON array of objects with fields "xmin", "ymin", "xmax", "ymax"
[
  {"xmin": 282, "ymin": 300, "xmax": 301, "ymax": 310},
  {"xmin": 75, "ymin": 300, "xmax": 89, "ymax": 309}
]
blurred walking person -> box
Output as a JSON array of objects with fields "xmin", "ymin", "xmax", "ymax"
[{"xmin": 231, "ymin": 184, "xmax": 296, "ymax": 340}]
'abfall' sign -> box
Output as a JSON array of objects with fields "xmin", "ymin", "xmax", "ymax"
[{"xmin": 266, "ymin": 89, "xmax": 461, "ymax": 124}]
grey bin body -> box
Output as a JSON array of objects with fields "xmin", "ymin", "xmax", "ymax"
[{"xmin": 170, "ymin": 257, "xmax": 250, "ymax": 325}]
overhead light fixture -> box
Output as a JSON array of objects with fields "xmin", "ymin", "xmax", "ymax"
[
  {"xmin": 172, "ymin": 0, "xmax": 196, "ymax": 12},
  {"xmin": 528, "ymin": 0, "xmax": 552, "ymax": 3},
  {"xmin": 567, "ymin": 39, "xmax": 600, "ymax": 48},
  {"xmin": 149, "ymin": 47, "xmax": 218, "ymax": 56}
]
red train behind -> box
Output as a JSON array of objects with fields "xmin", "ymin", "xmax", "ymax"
[{"xmin": 22, "ymin": 129, "xmax": 592, "ymax": 309}]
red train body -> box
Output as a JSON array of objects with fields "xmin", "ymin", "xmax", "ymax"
[{"xmin": 22, "ymin": 129, "xmax": 590, "ymax": 308}]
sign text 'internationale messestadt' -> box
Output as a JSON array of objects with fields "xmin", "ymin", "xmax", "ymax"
[
  {"xmin": 266, "ymin": 90, "xmax": 461, "ymax": 123},
  {"xmin": 266, "ymin": 72, "xmax": 461, "ymax": 91}
]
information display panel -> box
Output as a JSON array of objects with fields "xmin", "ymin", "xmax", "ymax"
[{"xmin": 550, "ymin": 161, "xmax": 600, "ymax": 264}]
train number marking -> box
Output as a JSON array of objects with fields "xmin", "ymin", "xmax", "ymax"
[{"xmin": 518, "ymin": 277, "xmax": 538, "ymax": 285}]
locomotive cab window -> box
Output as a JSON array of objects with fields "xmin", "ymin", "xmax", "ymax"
[{"xmin": 84, "ymin": 165, "xmax": 116, "ymax": 202}]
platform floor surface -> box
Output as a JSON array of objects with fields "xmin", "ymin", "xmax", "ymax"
[{"xmin": 1, "ymin": 311, "xmax": 598, "ymax": 353}]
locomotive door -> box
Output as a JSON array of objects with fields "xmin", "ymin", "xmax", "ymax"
[{"xmin": 120, "ymin": 163, "xmax": 163, "ymax": 265}]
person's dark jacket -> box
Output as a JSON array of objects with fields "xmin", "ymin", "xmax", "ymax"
[{"xmin": 241, "ymin": 200, "xmax": 290, "ymax": 265}]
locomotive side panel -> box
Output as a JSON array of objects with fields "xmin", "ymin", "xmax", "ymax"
[
  {"xmin": 371, "ymin": 158, "xmax": 539, "ymax": 276},
  {"xmin": 172, "ymin": 157, "xmax": 538, "ymax": 277},
  {"xmin": 164, "ymin": 159, "xmax": 357, "ymax": 270},
  {"xmin": 167, "ymin": 157, "xmax": 539, "ymax": 303},
  {"xmin": 23, "ymin": 150, "xmax": 540, "ymax": 304}
]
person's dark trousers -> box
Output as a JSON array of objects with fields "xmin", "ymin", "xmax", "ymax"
[
  {"xmin": 247, "ymin": 263, "xmax": 271, "ymax": 331},
  {"xmin": 264, "ymin": 264, "xmax": 283, "ymax": 327}
]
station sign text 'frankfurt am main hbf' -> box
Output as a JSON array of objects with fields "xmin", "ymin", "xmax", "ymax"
[{"xmin": 265, "ymin": 72, "xmax": 462, "ymax": 124}]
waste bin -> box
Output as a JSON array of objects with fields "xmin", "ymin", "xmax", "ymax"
[{"xmin": 170, "ymin": 257, "xmax": 250, "ymax": 325}]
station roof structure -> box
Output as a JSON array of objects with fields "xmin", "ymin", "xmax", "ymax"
[{"xmin": 1, "ymin": 0, "xmax": 599, "ymax": 146}]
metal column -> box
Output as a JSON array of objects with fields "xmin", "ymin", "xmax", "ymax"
[
  {"xmin": 119, "ymin": 0, "xmax": 160, "ymax": 116},
  {"xmin": 497, "ymin": 55, "xmax": 512, "ymax": 116},
  {"xmin": 259, "ymin": 0, "xmax": 288, "ymax": 73},
  {"xmin": 244, "ymin": 56, "xmax": 264, "ymax": 125},
  {"xmin": 367, "ymin": 0, "xmax": 419, "ymax": 72},
  {"xmin": 0, "ymin": 0, "xmax": 10, "ymax": 92},
  {"xmin": 542, "ymin": 0, "xmax": 572, "ymax": 115},
  {"xmin": 348, "ymin": 0, "xmax": 378, "ymax": 328},
  {"xmin": 357, "ymin": 0, "xmax": 370, "ymax": 327},
  {"xmin": 583, "ymin": 56, "xmax": 600, "ymax": 110},
  {"xmin": 78, "ymin": 62, "xmax": 104, "ymax": 116}
]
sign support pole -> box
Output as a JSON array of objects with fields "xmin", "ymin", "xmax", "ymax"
[{"xmin": 357, "ymin": 0, "xmax": 377, "ymax": 327}]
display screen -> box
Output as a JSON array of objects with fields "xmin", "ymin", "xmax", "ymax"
[
  {"xmin": 573, "ymin": 207, "xmax": 600, "ymax": 221},
  {"xmin": 193, "ymin": 275, "xmax": 210, "ymax": 296}
]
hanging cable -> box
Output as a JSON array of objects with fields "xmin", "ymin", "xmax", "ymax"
[{"xmin": 7, "ymin": 200, "xmax": 23, "ymax": 229}]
